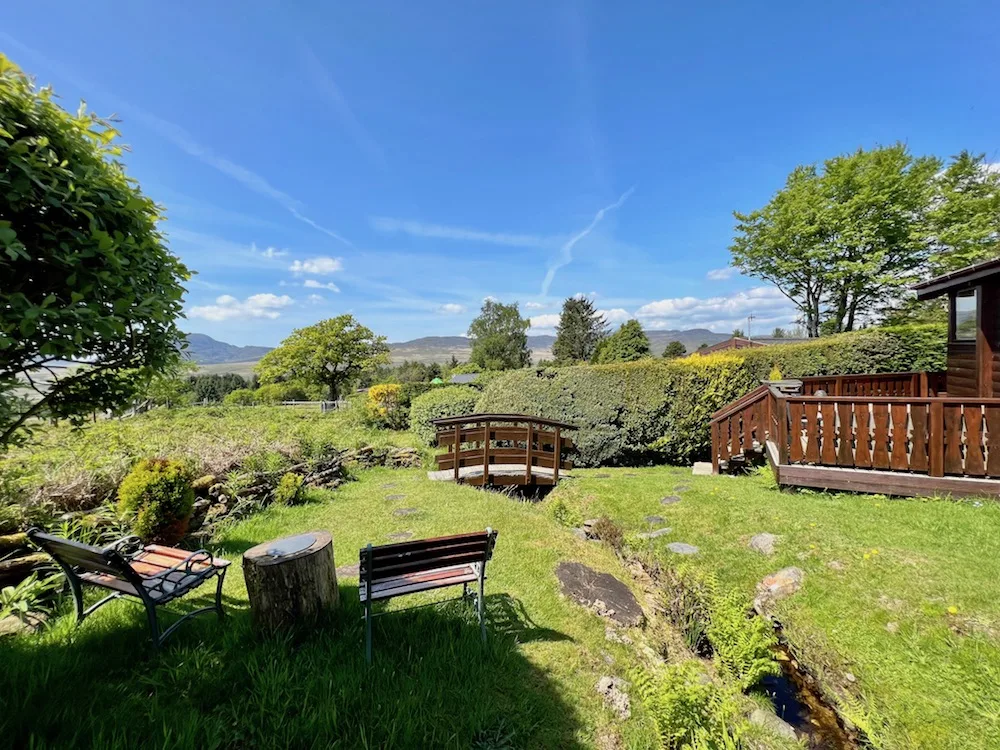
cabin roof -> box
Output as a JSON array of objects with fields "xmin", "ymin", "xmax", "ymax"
[{"xmin": 913, "ymin": 256, "xmax": 1000, "ymax": 300}]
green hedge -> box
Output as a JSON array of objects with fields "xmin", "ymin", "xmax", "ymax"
[
  {"xmin": 475, "ymin": 324, "xmax": 947, "ymax": 467},
  {"xmin": 409, "ymin": 386, "xmax": 481, "ymax": 445}
]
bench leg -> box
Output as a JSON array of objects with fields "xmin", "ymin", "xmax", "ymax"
[
  {"xmin": 365, "ymin": 598, "xmax": 373, "ymax": 664},
  {"xmin": 478, "ymin": 569, "xmax": 486, "ymax": 643},
  {"xmin": 214, "ymin": 570, "xmax": 226, "ymax": 620},
  {"xmin": 144, "ymin": 599, "xmax": 162, "ymax": 650},
  {"xmin": 67, "ymin": 573, "xmax": 85, "ymax": 624}
]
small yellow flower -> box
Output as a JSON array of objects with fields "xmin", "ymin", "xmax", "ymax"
[
  {"xmin": 809, "ymin": 544, "xmax": 817, "ymax": 550},
  {"xmin": 810, "ymin": 523, "xmax": 817, "ymax": 528},
  {"xmin": 872, "ymin": 549, "xmax": 880, "ymax": 555},
  {"xmin": 863, "ymin": 553, "xmax": 871, "ymax": 560},
  {"xmin": 948, "ymin": 606, "xmax": 959, "ymax": 615}
]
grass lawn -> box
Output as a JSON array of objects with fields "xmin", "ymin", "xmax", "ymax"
[
  {"xmin": 549, "ymin": 467, "xmax": 1000, "ymax": 749},
  {"xmin": 0, "ymin": 466, "xmax": 661, "ymax": 749}
]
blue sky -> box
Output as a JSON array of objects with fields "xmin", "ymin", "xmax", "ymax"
[{"xmin": 3, "ymin": 1, "xmax": 999, "ymax": 345}]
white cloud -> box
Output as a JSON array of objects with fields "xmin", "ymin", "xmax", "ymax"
[
  {"xmin": 437, "ymin": 303, "xmax": 466, "ymax": 315},
  {"xmin": 290, "ymin": 257, "xmax": 344, "ymax": 275},
  {"xmin": 250, "ymin": 243, "xmax": 288, "ymax": 259},
  {"xmin": 370, "ymin": 216, "xmax": 549, "ymax": 248},
  {"xmin": 483, "ymin": 295, "xmax": 498, "ymax": 303},
  {"xmin": 706, "ymin": 267, "xmax": 735, "ymax": 281},
  {"xmin": 189, "ymin": 293, "xmax": 294, "ymax": 321},
  {"xmin": 306, "ymin": 294, "xmax": 324, "ymax": 304},
  {"xmin": 303, "ymin": 279, "xmax": 341, "ymax": 292},
  {"xmin": 634, "ymin": 286, "xmax": 796, "ymax": 332},
  {"xmin": 599, "ymin": 308, "xmax": 632, "ymax": 326},
  {"xmin": 541, "ymin": 187, "xmax": 635, "ymax": 295},
  {"xmin": 524, "ymin": 301, "xmax": 547, "ymax": 310},
  {"xmin": 529, "ymin": 314, "xmax": 562, "ymax": 330}
]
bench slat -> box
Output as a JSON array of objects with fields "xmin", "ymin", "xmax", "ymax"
[
  {"xmin": 363, "ymin": 550, "xmax": 489, "ymax": 581},
  {"xmin": 361, "ymin": 564, "xmax": 478, "ymax": 602},
  {"xmin": 368, "ymin": 532, "xmax": 490, "ymax": 559}
]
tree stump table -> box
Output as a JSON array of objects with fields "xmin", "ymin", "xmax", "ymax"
[{"xmin": 243, "ymin": 531, "xmax": 339, "ymax": 631}]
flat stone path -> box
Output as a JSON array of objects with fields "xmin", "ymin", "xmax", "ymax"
[
  {"xmin": 666, "ymin": 542, "xmax": 699, "ymax": 555},
  {"xmin": 644, "ymin": 515, "xmax": 665, "ymax": 524},
  {"xmin": 387, "ymin": 531, "xmax": 414, "ymax": 542},
  {"xmin": 385, "ymin": 494, "xmax": 406, "ymax": 501},
  {"xmin": 392, "ymin": 507, "xmax": 421, "ymax": 517},
  {"xmin": 660, "ymin": 495, "xmax": 682, "ymax": 505},
  {"xmin": 555, "ymin": 562, "xmax": 644, "ymax": 627},
  {"xmin": 638, "ymin": 528, "xmax": 672, "ymax": 540}
]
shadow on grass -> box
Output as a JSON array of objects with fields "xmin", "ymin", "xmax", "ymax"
[{"xmin": 0, "ymin": 583, "xmax": 584, "ymax": 749}]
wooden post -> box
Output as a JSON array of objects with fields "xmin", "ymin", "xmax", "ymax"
[
  {"xmin": 525, "ymin": 422, "xmax": 534, "ymax": 484},
  {"xmin": 929, "ymin": 401, "xmax": 944, "ymax": 477},
  {"xmin": 711, "ymin": 422, "xmax": 720, "ymax": 474},
  {"xmin": 482, "ymin": 420, "xmax": 490, "ymax": 485},
  {"xmin": 454, "ymin": 423, "xmax": 461, "ymax": 483},
  {"xmin": 553, "ymin": 427, "xmax": 561, "ymax": 484},
  {"xmin": 774, "ymin": 394, "xmax": 789, "ymax": 465},
  {"xmin": 919, "ymin": 371, "xmax": 929, "ymax": 398}
]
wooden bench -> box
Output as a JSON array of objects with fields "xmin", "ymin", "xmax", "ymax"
[
  {"xmin": 27, "ymin": 529, "xmax": 231, "ymax": 648},
  {"xmin": 359, "ymin": 529, "xmax": 498, "ymax": 662}
]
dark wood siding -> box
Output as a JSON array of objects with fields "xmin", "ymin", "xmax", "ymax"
[{"xmin": 946, "ymin": 342, "xmax": 978, "ymax": 396}]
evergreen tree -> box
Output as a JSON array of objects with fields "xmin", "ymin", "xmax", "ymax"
[
  {"xmin": 595, "ymin": 320, "xmax": 650, "ymax": 363},
  {"xmin": 468, "ymin": 300, "xmax": 531, "ymax": 370},
  {"xmin": 552, "ymin": 297, "xmax": 607, "ymax": 362},
  {"xmin": 662, "ymin": 341, "xmax": 686, "ymax": 359}
]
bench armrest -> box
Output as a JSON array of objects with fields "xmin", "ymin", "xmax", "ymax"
[
  {"xmin": 102, "ymin": 535, "xmax": 143, "ymax": 559},
  {"xmin": 139, "ymin": 550, "xmax": 215, "ymax": 580}
]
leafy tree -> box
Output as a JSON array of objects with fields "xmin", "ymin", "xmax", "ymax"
[
  {"xmin": 731, "ymin": 328, "xmax": 745, "ymax": 338},
  {"xmin": 731, "ymin": 144, "xmax": 940, "ymax": 336},
  {"xmin": 927, "ymin": 151, "xmax": 1000, "ymax": 274},
  {"xmin": 595, "ymin": 320, "xmax": 650, "ymax": 363},
  {"xmin": 698, "ymin": 343, "xmax": 709, "ymax": 351},
  {"xmin": 771, "ymin": 327, "xmax": 787, "ymax": 339},
  {"xmin": 0, "ymin": 56, "xmax": 189, "ymax": 447},
  {"xmin": 256, "ymin": 315, "xmax": 390, "ymax": 400},
  {"xmin": 189, "ymin": 372, "xmax": 249, "ymax": 403},
  {"xmin": 662, "ymin": 341, "xmax": 687, "ymax": 359},
  {"xmin": 467, "ymin": 300, "xmax": 530, "ymax": 370},
  {"xmin": 552, "ymin": 296, "xmax": 607, "ymax": 363}
]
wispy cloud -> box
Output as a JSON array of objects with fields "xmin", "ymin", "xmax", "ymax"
[
  {"xmin": 529, "ymin": 314, "xmax": 561, "ymax": 330},
  {"xmin": 706, "ymin": 267, "xmax": 736, "ymax": 281},
  {"xmin": 251, "ymin": 243, "xmax": 288, "ymax": 259},
  {"xmin": 290, "ymin": 257, "xmax": 344, "ymax": 275},
  {"xmin": 370, "ymin": 217, "xmax": 551, "ymax": 248},
  {"xmin": 524, "ymin": 301, "xmax": 547, "ymax": 310},
  {"xmin": 599, "ymin": 308, "xmax": 632, "ymax": 327},
  {"xmin": 189, "ymin": 293, "xmax": 294, "ymax": 322},
  {"xmin": 541, "ymin": 187, "xmax": 635, "ymax": 295},
  {"xmin": 304, "ymin": 279, "xmax": 341, "ymax": 293},
  {"xmin": 437, "ymin": 303, "xmax": 466, "ymax": 315}
]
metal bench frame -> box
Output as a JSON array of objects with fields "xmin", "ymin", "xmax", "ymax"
[
  {"xmin": 27, "ymin": 529, "xmax": 230, "ymax": 648},
  {"xmin": 360, "ymin": 528, "xmax": 498, "ymax": 663}
]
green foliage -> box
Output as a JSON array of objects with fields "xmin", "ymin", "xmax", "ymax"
[
  {"xmin": 274, "ymin": 472, "xmax": 305, "ymax": 506},
  {"xmin": 409, "ymin": 386, "xmax": 480, "ymax": 445},
  {"xmin": 190, "ymin": 373, "xmax": 249, "ymax": 403},
  {"xmin": 363, "ymin": 359, "xmax": 444, "ymax": 388},
  {"xmin": 731, "ymin": 328, "xmax": 745, "ymax": 338},
  {"xmin": 594, "ymin": 320, "xmax": 651, "ymax": 363},
  {"xmin": 552, "ymin": 296, "xmax": 607, "ymax": 363},
  {"xmin": 706, "ymin": 589, "xmax": 779, "ymax": 691},
  {"xmin": 546, "ymin": 496, "xmax": 583, "ymax": 528},
  {"xmin": 771, "ymin": 327, "xmax": 787, "ymax": 339},
  {"xmin": 927, "ymin": 151, "xmax": 1000, "ymax": 274},
  {"xmin": 590, "ymin": 516, "xmax": 624, "ymax": 551},
  {"xmin": 253, "ymin": 382, "xmax": 309, "ymax": 404},
  {"xmin": 256, "ymin": 315, "xmax": 390, "ymax": 400},
  {"xmin": 468, "ymin": 300, "xmax": 531, "ymax": 371},
  {"xmin": 0, "ymin": 572, "xmax": 64, "ymax": 620},
  {"xmin": 223, "ymin": 388, "xmax": 257, "ymax": 406},
  {"xmin": 365, "ymin": 383, "xmax": 407, "ymax": 429},
  {"xmin": 767, "ymin": 365, "xmax": 784, "ymax": 381},
  {"xmin": 662, "ymin": 341, "xmax": 687, "ymax": 360},
  {"xmin": 0, "ymin": 55, "xmax": 190, "ymax": 447},
  {"xmin": 116, "ymin": 458, "xmax": 194, "ymax": 543}
]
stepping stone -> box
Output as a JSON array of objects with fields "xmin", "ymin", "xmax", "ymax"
[
  {"xmin": 555, "ymin": 562, "xmax": 645, "ymax": 627},
  {"xmin": 392, "ymin": 507, "xmax": 421, "ymax": 517},
  {"xmin": 637, "ymin": 528, "xmax": 672, "ymax": 540},
  {"xmin": 753, "ymin": 567, "xmax": 805, "ymax": 615},
  {"xmin": 644, "ymin": 515, "xmax": 665, "ymax": 525},
  {"xmin": 660, "ymin": 495, "xmax": 682, "ymax": 506},
  {"xmin": 385, "ymin": 494, "xmax": 406, "ymax": 501},
  {"xmin": 691, "ymin": 462, "xmax": 713, "ymax": 476},
  {"xmin": 571, "ymin": 527, "xmax": 588, "ymax": 541},
  {"xmin": 335, "ymin": 563, "xmax": 359, "ymax": 578},
  {"xmin": 749, "ymin": 532, "xmax": 778, "ymax": 556},
  {"xmin": 674, "ymin": 484, "xmax": 690, "ymax": 492},
  {"xmin": 593, "ymin": 473, "xmax": 611, "ymax": 479},
  {"xmin": 666, "ymin": 542, "xmax": 699, "ymax": 555},
  {"xmin": 387, "ymin": 531, "xmax": 413, "ymax": 542},
  {"xmin": 381, "ymin": 482, "xmax": 399, "ymax": 488},
  {"xmin": 624, "ymin": 472, "xmax": 638, "ymax": 477}
]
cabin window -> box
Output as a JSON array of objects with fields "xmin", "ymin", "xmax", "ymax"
[{"xmin": 953, "ymin": 290, "xmax": 977, "ymax": 341}]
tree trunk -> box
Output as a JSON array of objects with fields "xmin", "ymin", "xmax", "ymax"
[
  {"xmin": 0, "ymin": 553, "xmax": 49, "ymax": 587},
  {"xmin": 242, "ymin": 531, "xmax": 339, "ymax": 631}
]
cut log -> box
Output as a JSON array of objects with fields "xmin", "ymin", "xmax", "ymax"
[
  {"xmin": 242, "ymin": 531, "xmax": 339, "ymax": 631},
  {"xmin": 0, "ymin": 553, "xmax": 49, "ymax": 587},
  {"xmin": 0, "ymin": 532, "xmax": 29, "ymax": 554}
]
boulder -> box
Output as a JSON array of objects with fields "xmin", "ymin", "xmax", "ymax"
[
  {"xmin": 595, "ymin": 676, "xmax": 631, "ymax": 720},
  {"xmin": 754, "ymin": 567, "xmax": 805, "ymax": 615},
  {"xmin": 749, "ymin": 708, "xmax": 797, "ymax": 740},
  {"xmin": 749, "ymin": 533, "xmax": 778, "ymax": 556},
  {"xmin": 666, "ymin": 542, "xmax": 699, "ymax": 555},
  {"xmin": 555, "ymin": 562, "xmax": 645, "ymax": 627}
]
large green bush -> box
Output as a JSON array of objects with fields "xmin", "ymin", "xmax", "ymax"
[
  {"xmin": 476, "ymin": 324, "xmax": 947, "ymax": 466},
  {"xmin": 409, "ymin": 386, "xmax": 480, "ymax": 445},
  {"xmin": 117, "ymin": 458, "xmax": 194, "ymax": 543}
]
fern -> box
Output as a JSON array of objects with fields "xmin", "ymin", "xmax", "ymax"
[{"xmin": 706, "ymin": 589, "xmax": 780, "ymax": 691}]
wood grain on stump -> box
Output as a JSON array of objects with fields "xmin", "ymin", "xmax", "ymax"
[{"xmin": 243, "ymin": 531, "xmax": 339, "ymax": 631}]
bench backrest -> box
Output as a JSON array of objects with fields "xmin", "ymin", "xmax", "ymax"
[
  {"xmin": 360, "ymin": 529, "xmax": 498, "ymax": 583},
  {"xmin": 27, "ymin": 529, "xmax": 129, "ymax": 579}
]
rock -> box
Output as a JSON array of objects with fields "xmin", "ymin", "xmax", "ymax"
[
  {"xmin": 666, "ymin": 542, "xmax": 699, "ymax": 555},
  {"xmin": 187, "ymin": 499, "xmax": 212, "ymax": 531},
  {"xmin": 644, "ymin": 515, "xmax": 665, "ymax": 525},
  {"xmin": 571, "ymin": 528, "xmax": 588, "ymax": 541},
  {"xmin": 601, "ymin": 650, "xmax": 615, "ymax": 665},
  {"xmin": 583, "ymin": 519, "xmax": 600, "ymax": 528},
  {"xmin": 749, "ymin": 533, "xmax": 778, "ymax": 556},
  {"xmin": 387, "ymin": 531, "xmax": 414, "ymax": 542},
  {"xmin": 385, "ymin": 494, "xmax": 406, "ymax": 501},
  {"xmin": 208, "ymin": 482, "xmax": 226, "ymax": 498},
  {"xmin": 593, "ymin": 474, "xmax": 611, "ymax": 479},
  {"xmin": 595, "ymin": 676, "xmax": 631, "ymax": 720},
  {"xmin": 660, "ymin": 495, "xmax": 682, "ymax": 506},
  {"xmin": 381, "ymin": 482, "xmax": 399, "ymax": 489},
  {"xmin": 392, "ymin": 508, "xmax": 421, "ymax": 517},
  {"xmin": 886, "ymin": 621, "xmax": 900, "ymax": 634},
  {"xmin": 827, "ymin": 560, "xmax": 846, "ymax": 571},
  {"xmin": 555, "ymin": 562, "xmax": 645, "ymax": 627},
  {"xmin": 336, "ymin": 563, "xmax": 360, "ymax": 578},
  {"xmin": 192, "ymin": 474, "xmax": 217, "ymax": 494},
  {"xmin": 605, "ymin": 626, "xmax": 633, "ymax": 645},
  {"xmin": 674, "ymin": 485, "xmax": 690, "ymax": 492},
  {"xmin": 845, "ymin": 672, "xmax": 856, "ymax": 683},
  {"xmin": 877, "ymin": 595, "xmax": 905, "ymax": 612},
  {"xmin": 0, "ymin": 611, "xmax": 46, "ymax": 638},
  {"xmin": 691, "ymin": 462, "xmax": 713, "ymax": 476},
  {"xmin": 754, "ymin": 567, "xmax": 805, "ymax": 614},
  {"xmin": 749, "ymin": 708, "xmax": 797, "ymax": 740},
  {"xmin": 637, "ymin": 528, "xmax": 672, "ymax": 540},
  {"xmin": 0, "ymin": 532, "xmax": 28, "ymax": 554}
]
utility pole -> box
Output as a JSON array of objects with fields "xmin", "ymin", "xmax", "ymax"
[{"xmin": 747, "ymin": 313, "xmax": 756, "ymax": 341}]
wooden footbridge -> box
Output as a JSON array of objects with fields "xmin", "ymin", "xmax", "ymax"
[{"xmin": 427, "ymin": 414, "xmax": 577, "ymax": 487}]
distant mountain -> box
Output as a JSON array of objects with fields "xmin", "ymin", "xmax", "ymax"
[{"xmin": 184, "ymin": 333, "xmax": 273, "ymax": 365}]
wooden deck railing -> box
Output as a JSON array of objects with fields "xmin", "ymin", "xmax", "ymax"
[
  {"xmin": 710, "ymin": 385, "xmax": 773, "ymax": 473},
  {"xmin": 431, "ymin": 413, "xmax": 577, "ymax": 486},
  {"xmin": 799, "ymin": 371, "xmax": 946, "ymax": 397}
]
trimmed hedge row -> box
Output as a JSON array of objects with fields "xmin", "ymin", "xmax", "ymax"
[
  {"xmin": 475, "ymin": 324, "xmax": 947, "ymax": 466},
  {"xmin": 409, "ymin": 386, "xmax": 481, "ymax": 445}
]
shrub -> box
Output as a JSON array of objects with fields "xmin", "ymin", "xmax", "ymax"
[
  {"xmin": 547, "ymin": 496, "xmax": 583, "ymax": 528},
  {"xmin": 409, "ymin": 386, "xmax": 480, "ymax": 445},
  {"xmin": 254, "ymin": 382, "xmax": 308, "ymax": 404},
  {"xmin": 274, "ymin": 472, "xmax": 305, "ymax": 505},
  {"xmin": 223, "ymin": 388, "xmax": 257, "ymax": 406},
  {"xmin": 591, "ymin": 516, "xmax": 624, "ymax": 552},
  {"xmin": 365, "ymin": 384, "xmax": 407, "ymax": 429},
  {"xmin": 706, "ymin": 589, "xmax": 779, "ymax": 691},
  {"xmin": 117, "ymin": 458, "xmax": 194, "ymax": 543}
]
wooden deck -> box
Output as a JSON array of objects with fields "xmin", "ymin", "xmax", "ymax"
[
  {"xmin": 429, "ymin": 414, "xmax": 576, "ymax": 487},
  {"xmin": 711, "ymin": 372, "xmax": 1000, "ymax": 498}
]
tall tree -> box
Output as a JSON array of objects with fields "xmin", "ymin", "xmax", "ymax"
[
  {"xmin": 662, "ymin": 341, "xmax": 686, "ymax": 359},
  {"xmin": 552, "ymin": 297, "xmax": 607, "ymax": 362},
  {"xmin": 731, "ymin": 144, "xmax": 940, "ymax": 336},
  {"xmin": 0, "ymin": 56, "xmax": 189, "ymax": 447},
  {"xmin": 731, "ymin": 328, "xmax": 745, "ymax": 338},
  {"xmin": 595, "ymin": 320, "xmax": 650, "ymax": 363},
  {"xmin": 256, "ymin": 315, "xmax": 390, "ymax": 400},
  {"xmin": 927, "ymin": 151, "xmax": 1000, "ymax": 274},
  {"xmin": 467, "ymin": 300, "xmax": 531, "ymax": 370}
]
